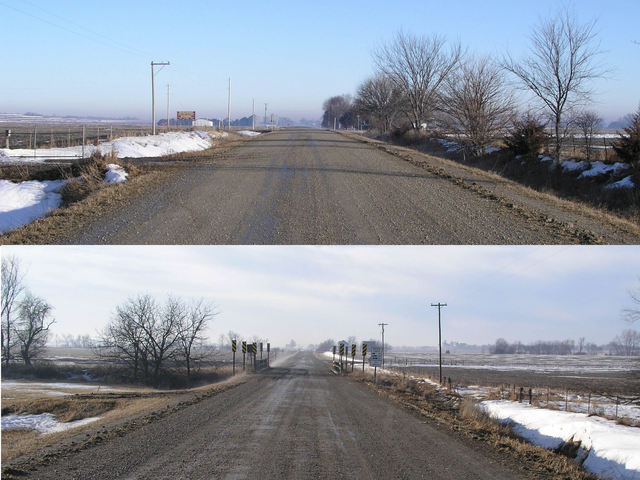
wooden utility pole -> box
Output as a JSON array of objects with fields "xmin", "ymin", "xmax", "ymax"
[
  {"xmin": 227, "ymin": 77, "xmax": 231, "ymax": 131},
  {"xmin": 151, "ymin": 61, "xmax": 170, "ymax": 135},
  {"xmin": 378, "ymin": 323, "xmax": 388, "ymax": 369},
  {"xmin": 431, "ymin": 302, "xmax": 447, "ymax": 384}
]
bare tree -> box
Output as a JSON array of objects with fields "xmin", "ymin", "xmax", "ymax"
[
  {"xmin": 502, "ymin": 9, "xmax": 604, "ymax": 165},
  {"xmin": 354, "ymin": 75, "xmax": 404, "ymax": 133},
  {"xmin": 442, "ymin": 57, "xmax": 514, "ymax": 156},
  {"xmin": 179, "ymin": 300, "xmax": 216, "ymax": 382},
  {"xmin": 1, "ymin": 256, "xmax": 25, "ymax": 368},
  {"xmin": 14, "ymin": 293, "xmax": 54, "ymax": 365},
  {"xmin": 611, "ymin": 329, "xmax": 640, "ymax": 356},
  {"xmin": 577, "ymin": 336, "xmax": 586, "ymax": 354},
  {"xmin": 374, "ymin": 31, "xmax": 461, "ymax": 132},
  {"xmin": 322, "ymin": 95, "xmax": 353, "ymax": 129},
  {"xmin": 140, "ymin": 296, "xmax": 186, "ymax": 385},
  {"xmin": 573, "ymin": 110, "xmax": 602, "ymax": 161}
]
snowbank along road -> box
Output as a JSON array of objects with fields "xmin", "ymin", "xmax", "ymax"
[
  {"xmin": 11, "ymin": 352, "xmax": 526, "ymax": 479},
  {"xmin": 67, "ymin": 129, "xmax": 640, "ymax": 244}
]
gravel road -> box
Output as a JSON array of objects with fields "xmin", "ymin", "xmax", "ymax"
[
  {"xmin": 63, "ymin": 129, "xmax": 639, "ymax": 244},
  {"xmin": 16, "ymin": 352, "xmax": 525, "ymax": 479}
]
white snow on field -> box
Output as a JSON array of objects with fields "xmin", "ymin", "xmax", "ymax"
[
  {"xmin": 579, "ymin": 161, "xmax": 629, "ymax": 178},
  {"xmin": 0, "ymin": 179, "xmax": 67, "ymax": 233},
  {"xmin": 2, "ymin": 413, "xmax": 100, "ymax": 434},
  {"xmin": 605, "ymin": 175, "xmax": 635, "ymax": 189},
  {"xmin": 480, "ymin": 400, "xmax": 640, "ymax": 480},
  {"xmin": 0, "ymin": 131, "xmax": 218, "ymax": 163},
  {"xmin": 237, "ymin": 130, "xmax": 261, "ymax": 137},
  {"xmin": 104, "ymin": 163, "xmax": 128, "ymax": 183}
]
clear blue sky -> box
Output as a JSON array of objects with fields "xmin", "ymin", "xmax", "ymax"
[
  {"xmin": 1, "ymin": 0, "xmax": 639, "ymax": 122},
  {"xmin": 3, "ymin": 245, "xmax": 639, "ymax": 348}
]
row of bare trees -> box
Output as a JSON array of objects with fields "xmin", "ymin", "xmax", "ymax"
[
  {"xmin": 2, "ymin": 256, "xmax": 55, "ymax": 367},
  {"xmin": 97, "ymin": 294, "xmax": 216, "ymax": 386},
  {"xmin": 326, "ymin": 9, "xmax": 609, "ymax": 164}
]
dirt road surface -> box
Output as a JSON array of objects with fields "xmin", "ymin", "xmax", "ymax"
[
  {"xmin": 12, "ymin": 352, "xmax": 525, "ymax": 480},
  {"xmin": 62, "ymin": 129, "xmax": 640, "ymax": 244}
]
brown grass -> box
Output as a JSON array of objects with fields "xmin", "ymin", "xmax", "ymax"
[
  {"xmin": 1, "ymin": 374, "xmax": 246, "ymax": 466},
  {"xmin": 355, "ymin": 371, "xmax": 599, "ymax": 480}
]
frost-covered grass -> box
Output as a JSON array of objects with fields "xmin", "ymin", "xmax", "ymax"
[{"xmin": 480, "ymin": 400, "xmax": 640, "ymax": 480}]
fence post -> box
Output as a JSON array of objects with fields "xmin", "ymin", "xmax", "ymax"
[
  {"xmin": 565, "ymin": 390, "xmax": 568, "ymax": 411},
  {"xmin": 587, "ymin": 393, "xmax": 591, "ymax": 415},
  {"xmin": 529, "ymin": 388, "xmax": 532, "ymax": 405},
  {"xmin": 615, "ymin": 396, "xmax": 619, "ymax": 419},
  {"xmin": 82, "ymin": 125, "xmax": 86, "ymax": 159},
  {"xmin": 604, "ymin": 137, "xmax": 608, "ymax": 162}
]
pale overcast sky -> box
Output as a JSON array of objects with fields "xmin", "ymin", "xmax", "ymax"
[
  {"xmin": 2, "ymin": 245, "xmax": 639, "ymax": 348},
  {"xmin": 1, "ymin": 0, "xmax": 639, "ymax": 122}
]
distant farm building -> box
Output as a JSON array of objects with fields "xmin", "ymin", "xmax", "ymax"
[{"xmin": 193, "ymin": 119, "xmax": 214, "ymax": 127}]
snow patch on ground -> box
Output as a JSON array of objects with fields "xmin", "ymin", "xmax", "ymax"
[
  {"xmin": 605, "ymin": 175, "xmax": 635, "ymax": 189},
  {"xmin": 480, "ymin": 400, "xmax": 640, "ymax": 480},
  {"xmin": 579, "ymin": 161, "xmax": 629, "ymax": 178},
  {"xmin": 485, "ymin": 145, "xmax": 501, "ymax": 154},
  {"xmin": 237, "ymin": 130, "xmax": 261, "ymax": 137},
  {"xmin": 436, "ymin": 138, "xmax": 461, "ymax": 152},
  {"xmin": 104, "ymin": 164, "xmax": 127, "ymax": 183},
  {"xmin": 0, "ymin": 179, "xmax": 67, "ymax": 233},
  {"xmin": 561, "ymin": 159, "xmax": 589, "ymax": 172},
  {"xmin": 1, "ymin": 413, "xmax": 100, "ymax": 434},
  {"xmin": 0, "ymin": 131, "xmax": 215, "ymax": 163}
]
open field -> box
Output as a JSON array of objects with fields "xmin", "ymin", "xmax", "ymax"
[{"xmin": 385, "ymin": 352, "xmax": 639, "ymax": 394}]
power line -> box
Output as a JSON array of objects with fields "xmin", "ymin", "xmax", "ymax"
[
  {"xmin": 1, "ymin": 1, "xmax": 151, "ymax": 57},
  {"xmin": 378, "ymin": 322, "xmax": 388, "ymax": 369}
]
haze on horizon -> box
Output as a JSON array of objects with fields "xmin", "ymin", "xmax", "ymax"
[
  {"xmin": 3, "ymin": 245, "xmax": 639, "ymax": 350},
  {"xmin": 1, "ymin": 0, "xmax": 639, "ymax": 124}
]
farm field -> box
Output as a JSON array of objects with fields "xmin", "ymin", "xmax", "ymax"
[{"xmin": 386, "ymin": 352, "xmax": 639, "ymax": 394}]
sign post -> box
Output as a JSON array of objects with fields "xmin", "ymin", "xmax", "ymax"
[
  {"xmin": 242, "ymin": 341, "xmax": 247, "ymax": 371},
  {"xmin": 351, "ymin": 344, "xmax": 356, "ymax": 372},
  {"xmin": 370, "ymin": 346, "xmax": 382, "ymax": 383},
  {"xmin": 253, "ymin": 343, "xmax": 258, "ymax": 371},
  {"xmin": 362, "ymin": 343, "xmax": 367, "ymax": 372},
  {"xmin": 339, "ymin": 343, "xmax": 345, "ymax": 372},
  {"xmin": 267, "ymin": 343, "xmax": 271, "ymax": 367},
  {"xmin": 232, "ymin": 339, "xmax": 237, "ymax": 375},
  {"xmin": 332, "ymin": 345, "xmax": 336, "ymax": 362}
]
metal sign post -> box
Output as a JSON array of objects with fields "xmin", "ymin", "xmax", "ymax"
[
  {"xmin": 351, "ymin": 344, "xmax": 356, "ymax": 372},
  {"xmin": 332, "ymin": 345, "xmax": 336, "ymax": 362},
  {"xmin": 242, "ymin": 341, "xmax": 247, "ymax": 371},
  {"xmin": 253, "ymin": 343, "xmax": 258, "ymax": 371},
  {"xmin": 339, "ymin": 344, "xmax": 345, "ymax": 372},
  {"xmin": 267, "ymin": 343, "xmax": 270, "ymax": 367},
  {"xmin": 232, "ymin": 339, "xmax": 237, "ymax": 375},
  {"xmin": 370, "ymin": 347, "xmax": 382, "ymax": 383},
  {"xmin": 362, "ymin": 343, "xmax": 367, "ymax": 372},
  {"xmin": 260, "ymin": 342, "xmax": 263, "ymax": 360}
]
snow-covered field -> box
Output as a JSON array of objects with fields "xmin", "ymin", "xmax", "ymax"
[
  {"xmin": 237, "ymin": 130, "xmax": 261, "ymax": 137},
  {"xmin": 0, "ymin": 130, "xmax": 221, "ymax": 163},
  {"xmin": 481, "ymin": 400, "xmax": 640, "ymax": 480},
  {"xmin": 0, "ymin": 131, "xmax": 229, "ymax": 233},
  {"xmin": 2, "ymin": 413, "xmax": 100, "ymax": 434},
  {"xmin": 0, "ymin": 179, "xmax": 68, "ymax": 233},
  {"xmin": 1, "ymin": 380, "xmax": 123, "ymax": 398}
]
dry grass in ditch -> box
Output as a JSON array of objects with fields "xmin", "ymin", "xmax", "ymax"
[
  {"xmin": 1, "ymin": 374, "xmax": 244, "ymax": 465},
  {"xmin": 357, "ymin": 371, "xmax": 598, "ymax": 480}
]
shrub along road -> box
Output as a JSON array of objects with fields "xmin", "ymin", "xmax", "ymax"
[
  {"xmin": 55, "ymin": 129, "xmax": 640, "ymax": 244},
  {"xmin": 8, "ymin": 352, "xmax": 527, "ymax": 479}
]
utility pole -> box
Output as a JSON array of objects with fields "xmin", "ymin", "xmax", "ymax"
[
  {"xmin": 227, "ymin": 77, "xmax": 231, "ymax": 131},
  {"xmin": 378, "ymin": 323, "xmax": 388, "ymax": 369},
  {"xmin": 151, "ymin": 61, "xmax": 170, "ymax": 135},
  {"xmin": 264, "ymin": 103, "xmax": 268, "ymax": 127},
  {"xmin": 166, "ymin": 84, "xmax": 170, "ymax": 132},
  {"xmin": 431, "ymin": 302, "xmax": 447, "ymax": 384},
  {"xmin": 252, "ymin": 98, "xmax": 255, "ymax": 130}
]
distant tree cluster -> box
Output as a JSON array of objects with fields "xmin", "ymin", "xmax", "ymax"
[
  {"xmin": 321, "ymin": 8, "xmax": 630, "ymax": 165},
  {"xmin": 491, "ymin": 338, "xmax": 577, "ymax": 355},
  {"xmin": 54, "ymin": 333, "xmax": 94, "ymax": 348},
  {"xmin": 97, "ymin": 294, "xmax": 216, "ymax": 386},
  {"xmin": 2, "ymin": 256, "xmax": 55, "ymax": 367},
  {"xmin": 609, "ymin": 329, "xmax": 640, "ymax": 356}
]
